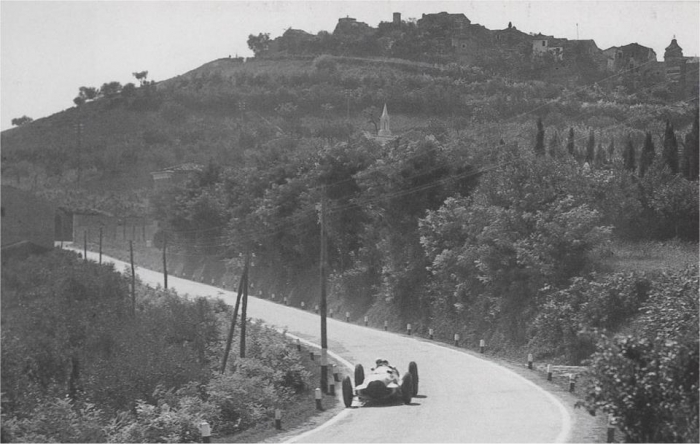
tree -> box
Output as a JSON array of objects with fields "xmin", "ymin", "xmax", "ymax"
[
  {"xmin": 132, "ymin": 70, "xmax": 150, "ymax": 86},
  {"xmin": 247, "ymin": 33, "xmax": 271, "ymax": 56},
  {"xmin": 606, "ymin": 137, "xmax": 615, "ymax": 161},
  {"xmin": 623, "ymin": 135, "xmax": 636, "ymax": 172},
  {"xmin": 585, "ymin": 128, "xmax": 595, "ymax": 164},
  {"xmin": 681, "ymin": 109, "xmax": 699, "ymax": 180},
  {"xmin": 662, "ymin": 120, "xmax": 679, "ymax": 175},
  {"xmin": 566, "ymin": 127, "xmax": 575, "ymax": 156},
  {"xmin": 594, "ymin": 142, "xmax": 606, "ymax": 167},
  {"xmin": 548, "ymin": 130, "xmax": 561, "ymax": 158},
  {"xmin": 100, "ymin": 81, "xmax": 123, "ymax": 99},
  {"xmin": 534, "ymin": 118, "xmax": 545, "ymax": 156},
  {"xmin": 639, "ymin": 132, "xmax": 655, "ymax": 177},
  {"xmin": 73, "ymin": 86, "xmax": 98, "ymax": 106},
  {"xmin": 11, "ymin": 115, "xmax": 33, "ymax": 126}
]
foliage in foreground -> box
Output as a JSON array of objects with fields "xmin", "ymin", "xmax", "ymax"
[
  {"xmin": 1, "ymin": 250, "xmax": 310, "ymax": 443},
  {"xmin": 577, "ymin": 266, "xmax": 699, "ymax": 443}
]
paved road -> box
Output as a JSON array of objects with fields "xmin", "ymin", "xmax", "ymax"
[{"xmin": 72, "ymin": 248, "xmax": 572, "ymax": 442}]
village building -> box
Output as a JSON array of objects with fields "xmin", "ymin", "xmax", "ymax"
[
  {"xmin": 151, "ymin": 163, "xmax": 204, "ymax": 191},
  {"xmin": 1, "ymin": 185, "xmax": 56, "ymax": 262}
]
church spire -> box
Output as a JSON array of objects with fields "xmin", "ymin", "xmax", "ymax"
[{"xmin": 378, "ymin": 103, "xmax": 392, "ymax": 137}]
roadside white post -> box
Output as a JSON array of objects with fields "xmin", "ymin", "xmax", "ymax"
[
  {"xmin": 333, "ymin": 364, "xmax": 339, "ymax": 382},
  {"xmin": 301, "ymin": 301, "xmax": 305, "ymax": 310},
  {"xmin": 384, "ymin": 320, "xmax": 388, "ymax": 331},
  {"xmin": 284, "ymin": 296, "xmax": 288, "ymax": 306},
  {"xmin": 568, "ymin": 374, "xmax": 575, "ymax": 393},
  {"xmin": 479, "ymin": 339, "xmax": 486, "ymax": 353},
  {"xmin": 429, "ymin": 328, "xmax": 434, "ymax": 340},
  {"xmin": 407, "ymin": 323, "xmax": 412, "ymax": 335},
  {"xmin": 275, "ymin": 409, "xmax": 282, "ymax": 430},
  {"xmin": 454, "ymin": 333, "xmax": 460, "ymax": 346},
  {"xmin": 547, "ymin": 364, "xmax": 552, "ymax": 381},
  {"xmin": 330, "ymin": 308, "xmax": 334, "ymax": 318},
  {"xmin": 345, "ymin": 311, "xmax": 350, "ymax": 322},
  {"xmin": 364, "ymin": 316, "xmax": 368, "ymax": 326},
  {"xmin": 527, "ymin": 353, "xmax": 533, "ymax": 370},
  {"xmin": 606, "ymin": 414, "xmax": 615, "ymax": 443},
  {"xmin": 199, "ymin": 421, "xmax": 211, "ymax": 443},
  {"xmin": 315, "ymin": 304, "xmax": 319, "ymax": 313},
  {"xmin": 315, "ymin": 388, "xmax": 323, "ymax": 410},
  {"xmin": 271, "ymin": 293, "xmax": 275, "ymax": 300}
]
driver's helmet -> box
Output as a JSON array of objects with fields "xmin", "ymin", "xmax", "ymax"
[{"xmin": 375, "ymin": 358, "xmax": 389, "ymax": 367}]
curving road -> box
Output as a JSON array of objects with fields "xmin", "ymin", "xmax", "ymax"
[{"xmin": 72, "ymin": 248, "xmax": 572, "ymax": 443}]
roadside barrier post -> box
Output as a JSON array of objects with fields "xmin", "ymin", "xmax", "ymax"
[
  {"xmin": 296, "ymin": 338, "xmax": 301, "ymax": 352},
  {"xmin": 328, "ymin": 379, "xmax": 335, "ymax": 396},
  {"xmin": 333, "ymin": 364, "xmax": 339, "ymax": 382},
  {"xmin": 569, "ymin": 374, "xmax": 575, "ymax": 393},
  {"xmin": 199, "ymin": 421, "xmax": 211, "ymax": 443},
  {"xmin": 454, "ymin": 333, "xmax": 460, "ymax": 346},
  {"xmin": 301, "ymin": 301, "xmax": 305, "ymax": 310},
  {"xmin": 407, "ymin": 324, "xmax": 412, "ymax": 335},
  {"xmin": 429, "ymin": 328, "xmax": 434, "ymax": 340},
  {"xmin": 275, "ymin": 409, "xmax": 282, "ymax": 430},
  {"xmin": 364, "ymin": 316, "xmax": 368, "ymax": 326},
  {"xmin": 547, "ymin": 364, "xmax": 552, "ymax": 381},
  {"xmin": 284, "ymin": 296, "xmax": 288, "ymax": 306},
  {"xmin": 310, "ymin": 351, "xmax": 315, "ymax": 361},
  {"xmin": 315, "ymin": 304, "xmax": 319, "ymax": 313},
  {"xmin": 527, "ymin": 353, "xmax": 533, "ymax": 370},
  {"xmin": 479, "ymin": 339, "xmax": 486, "ymax": 353},
  {"xmin": 345, "ymin": 311, "xmax": 350, "ymax": 322},
  {"xmin": 330, "ymin": 309, "xmax": 334, "ymax": 318},
  {"xmin": 272, "ymin": 293, "xmax": 275, "ymax": 300},
  {"xmin": 315, "ymin": 388, "xmax": 323, "ymax": 410},
  {"xmin": 384, "ymin": 320, "xmax": 388, "ymax": 331},
  {"xmin": 607, "ymin": 415, "xmax": 615, "ymax": 443}
]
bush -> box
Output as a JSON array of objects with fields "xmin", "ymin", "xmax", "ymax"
[{"xmin": 578, "ymin": 266, "xmax": 699, "ymax": 442}]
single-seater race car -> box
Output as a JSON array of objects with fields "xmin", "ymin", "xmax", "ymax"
[{"xmin": 342, "ymin": 359, "xmax": 419, "ymax": 407}]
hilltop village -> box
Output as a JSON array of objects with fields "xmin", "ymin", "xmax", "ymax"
[{"xmin": 250, "ymin": 11, "xmax": 698, "ymax": 95}]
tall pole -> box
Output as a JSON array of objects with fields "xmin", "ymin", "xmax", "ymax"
[
  {"xmin": 162, "ymin": 232, "xmax": 168, "ymax": 289},
  {"xmin": 130, "ymin": 240, "xmax": 136, "ymax": 316},
  {"xmin": 320, "ymin": 186, "xmax": 328, "ymax": 393},
  {"xmin": 240, "ymin": 251, "xmax": 250, "ymax": 358},
  {"xmin": 99, "ymin": 227, "xmax": 103, "ymax": 264},
  {"xmin": 221, "ymin": 257, "xmax": 247, "ymax": 374},
  {"xmin": 83, "ymin": 230, "xmax": 87, "ymax": 262}
]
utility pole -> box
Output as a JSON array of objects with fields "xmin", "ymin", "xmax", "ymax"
[
  {"xmin": 320, "ymin": 186, "xmax": 329, "ymax": 393},
  {"xmin": 162, "ymin": 232, "xmax": 168, "ymax": 289},
  {"xmin": 83, "ymin": 230, "xmax": 87, "ymax": 262},
  {"xmin": 130, "ymin": 240, "xmax": 136, "ymax": 316},
  {"xmin": 99, "ymin": 227, "xmax": 103, "ymax": 264},
  {"xmin": 221, "ymin": 255, "xmax": 248, "ymax": 373},
  {"xmin": 240, "ymin": 251, "xmax": 250, "ymax": 358}
]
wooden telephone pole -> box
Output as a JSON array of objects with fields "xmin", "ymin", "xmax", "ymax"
[
  {"xmin": 221, "ymin": 252, "xmax": 250, "ymax": 373},
  {"xmin": 320, "ymin": 187, "xmax": 329, "ymax": 393},
  {"xmin": 162, "ymin": 232, "xmax": 168, "ymax": 289}
]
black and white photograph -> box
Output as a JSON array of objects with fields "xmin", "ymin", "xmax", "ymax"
[{"xmin": 1, "ymin": 1, "xmax": 698, "ymax": 442}]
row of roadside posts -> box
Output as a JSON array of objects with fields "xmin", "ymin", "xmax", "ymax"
[{"xmin": 204, "ymin": 288, "xmax": 617, "ymax": 443}]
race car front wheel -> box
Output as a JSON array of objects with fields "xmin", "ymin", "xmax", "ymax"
[
  {"xmin": 400, "ymin": 372, "xmax": 413, "ymax": 405},
  {"xmin": 342, "ymin": 376, "xmax": 354, "ymax": 408},
  {"xmin": 354, "ymin": 364, "xmax": 365, "ymax": 386}
]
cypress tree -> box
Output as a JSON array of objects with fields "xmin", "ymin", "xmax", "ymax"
[
  {"xmin": 623, "ymin": 135, "xmax": 636, "ymax": 172},
  {"xmin": 548, "ymin": 130, "xmax": 561, "ymax": 158},
  {"xmin": 639, "ymin": 132, "xmax": 655, "ymax": 177},
  {"xmin": 682, "ymin": 109, "xmax": 699, "ymax": 180},
  {"xmin": 566, "ymin": 127, "xmax": 575, "ymax": 156},
  {"xmin": 662, "ymin": 120, "xmax": 679, "ymax": 174},
  {"xmin": 607, "ymin": 137, "xmax": 615, "ymax": 161},
  {"xmin": 586, "ymin": 129, "xmax": 596, "ymax": 164},
  {"xmin": 594, "ymin": 142, "xmax": 607, "ymax": 167},
  {"xmin": 534, "ymin": 118, "xmax": 545, "ymax": 156}
]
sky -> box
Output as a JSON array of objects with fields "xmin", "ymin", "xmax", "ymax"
[{"xmin": 1, "ymin": 1, "xmax": 698, "ymax": 131}]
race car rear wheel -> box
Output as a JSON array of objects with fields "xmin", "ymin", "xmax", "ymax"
[
  {"xmin": 354, "ymin": 364, "xmax": 365, "ymax": 386},
  {"xmin": 342, "ymin": 376, "xmax": 354, "ymax": 408},
  {"xmin": 408, "ymin": 361, "xmax": 419, "ymax": 396},
  {"xmin": 400, "ymin": 372, "xmax": 413, "ymax": 404}
]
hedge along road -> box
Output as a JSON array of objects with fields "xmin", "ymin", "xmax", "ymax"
[{"xmin": 72, "ymin": 247, "xmax": 572, "ymax": 443}]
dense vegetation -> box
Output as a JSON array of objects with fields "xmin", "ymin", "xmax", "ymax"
[
  {"xmin": 1, "ymin": 48, "xmax": 698, "ymax": 441},
  {"xmin": 1, "ymin": 250, "xmax": 311, "ymax": 442}
]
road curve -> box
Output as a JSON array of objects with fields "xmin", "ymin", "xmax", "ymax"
[{"xmin": 73, "ymin": 248, "xmax": 572, "ymax": 443}]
